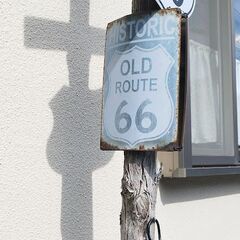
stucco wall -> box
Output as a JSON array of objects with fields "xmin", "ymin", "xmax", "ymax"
[{"xmin": 1, "ymin": 1, "xmax": 240, "ymax": 240}]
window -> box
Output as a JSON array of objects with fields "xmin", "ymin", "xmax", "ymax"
[
  {"xmin": 159, "ymin": 0, "xmax": 240, "ymax": 177},
  {"xmin": 234, "ymin": 0, "xmax": 240, "ymax": 145},
  {"xmin": 189, "ymin": 0, "xmax": 238, "ymax": 164}
]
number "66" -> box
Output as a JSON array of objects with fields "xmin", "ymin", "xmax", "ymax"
[{"xmin": 115, "ymin": 99, "xmax": 157, "ymax": 134}]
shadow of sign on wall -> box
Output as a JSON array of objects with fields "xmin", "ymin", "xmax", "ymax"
[{"xmin": 24, "ymin": 1, "xmax": 113, "ymax": 239}]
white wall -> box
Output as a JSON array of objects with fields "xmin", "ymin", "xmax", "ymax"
[{"xmin": 1, "ymin": 1, "xmax": 240, "ymax": 240}]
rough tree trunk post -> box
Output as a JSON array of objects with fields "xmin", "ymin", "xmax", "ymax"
[
  {"xmin": 120, "ymin": 151, "xmax": 160, "ymax": 240},
  {"xmin": 120, "ymin": 3, "xmax": 161, "ymax": 240}
]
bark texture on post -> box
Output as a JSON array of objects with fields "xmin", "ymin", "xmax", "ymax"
[
  {"xmin": 120, "ymin": 152, "xmax": 159, "ymax": 240},
  {"xmin": 120, "ymin": 2, "xmax": 160, "ymax": 239}
]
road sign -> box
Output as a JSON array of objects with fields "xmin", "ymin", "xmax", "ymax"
[
  {"xmin": 101, "ymin": 9, "xmax": 185, "ymax": 151},
  {"xmin": 156, "ymin": 0, "xmax": 196, "ymax": 17}
]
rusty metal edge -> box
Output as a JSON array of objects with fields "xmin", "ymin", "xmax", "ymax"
[
  {"xmin": 176, "ymin": 13, "xmax": 188, "ymax": 150},
  {"xmin": 101, "ymin": 137, "xmax": 182, "ymax": 151},
  {"xmin": 106, "ymin": 8, "xmax": 183, "ymax": 31}
]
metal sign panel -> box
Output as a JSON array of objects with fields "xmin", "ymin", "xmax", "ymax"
[{"xmin": 101, "ymin": 10, "xmax": 183, "ymax": 151}]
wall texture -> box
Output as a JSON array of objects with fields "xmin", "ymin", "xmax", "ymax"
[{"xmin": 1, "ymin": 1, "xmax": 240, "ymax": 240}]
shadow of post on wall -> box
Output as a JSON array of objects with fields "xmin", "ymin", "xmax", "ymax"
[{"xmin": 24, "ymin": 1, "xmax": 113, "ymax": 239}]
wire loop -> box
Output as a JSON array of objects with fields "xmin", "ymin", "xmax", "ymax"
[{"xmin": 147, "ymin": 218, "xmax": 161, "ymax": 240}]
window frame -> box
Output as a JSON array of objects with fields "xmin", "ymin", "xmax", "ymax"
[{"xmin": 180, "ymin": 0, "xmax": 240, "ymax": 172}]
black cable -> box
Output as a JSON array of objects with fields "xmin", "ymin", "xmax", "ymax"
[
  {"xmin": 157, "ymin": 0, "xmax": 166, "ymax": 9},
  {"xmin": 147, "ymin": 218, "xmax": 161, "ymax": 240}
]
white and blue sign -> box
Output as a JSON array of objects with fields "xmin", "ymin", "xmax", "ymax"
[
  {"xmin": 156, "ymin": 0, "xmax": 196, "ymax": 17},
  {"xmin": 101, "ymin": 10, "xmax": 182, "ymax": 151}
]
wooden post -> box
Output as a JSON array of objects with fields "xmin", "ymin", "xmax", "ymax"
[
  {"xmin": 119, "ymin": 1, "xmax": 163, "ymax": 239},
  {"xmin": 120, "ymin": 151, "xmax": 160, "ymax": 240},
  {"xmin": 120, "ymin": 5, "xmax": 161, "ymax": 240},
  {"xmin": 131, "ymin": 0, "xmax": 160, "ymax": 13}
]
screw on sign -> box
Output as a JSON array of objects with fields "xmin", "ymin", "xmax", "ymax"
[{"xmin": 101, "ymin": 10, "xmax": 184, "ymax": 151}]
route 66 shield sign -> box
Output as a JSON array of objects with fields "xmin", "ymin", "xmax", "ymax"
[{"xmin": 101, "ymin": 9, "xmax": 187, "ymax": 151}]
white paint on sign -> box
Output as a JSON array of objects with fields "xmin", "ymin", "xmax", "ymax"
[
  {"xmin": 155, "ymin": 0, "xmax": 196, "ymax": 17},
  {"xmin": 104, "ymin": 45, "xmax": 175, "ymax": 147}
]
